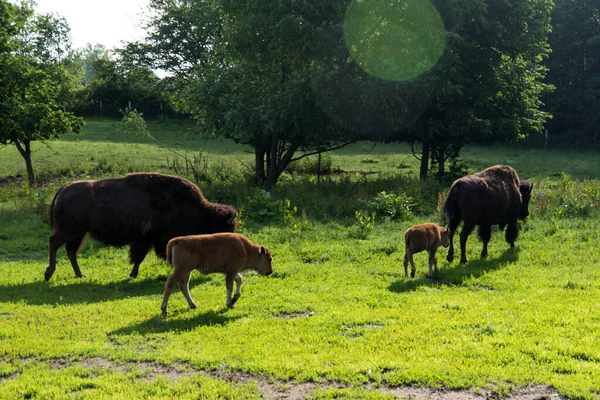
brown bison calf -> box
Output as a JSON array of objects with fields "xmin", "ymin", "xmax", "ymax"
[
  {"xmin": 161, "ymin": 233, "xmax": 273, "ymax": 316},
  {"xmin": 403, "ymin": 223, "xmax": 449, "ymax": 278}
]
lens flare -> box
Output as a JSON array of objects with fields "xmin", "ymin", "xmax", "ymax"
[{"xmin": 344, "ymin": 0, "xmax": 445, "ymax": 81}]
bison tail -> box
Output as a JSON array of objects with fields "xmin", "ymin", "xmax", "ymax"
[
  {"xmin": 48, "ymin": 185, "xmax": 65, "ymax": 229},
  {"xmin": 443, "ymin": 182, "xmax": 461, "ymax": 221},
  {"xmin": 166, "ymin": 241, "xmax": 174, "ymax": 268}
]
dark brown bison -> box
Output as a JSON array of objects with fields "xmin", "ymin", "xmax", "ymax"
[
  {"xmin": 161, "ymin": 232, "xmax": 273, "ymax": 315},
  {"xmin": 443, "ymin": 165, "xmax": 532, "ymax": 264},
  {"xmin": 403, "ymin": 223, "xmax": 449, "ymax": 278},
  {"xmin": 45, "ymin": 173, "xmax": 237, "ymax": 281}
]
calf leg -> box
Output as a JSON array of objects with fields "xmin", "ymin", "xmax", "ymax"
[
  {"xmin": 45, "ymin": 233, "xmax": 67, "ymax": 281},
  {"xmin": 161, "ymin": 269, "xmax": 188, "ymax": 316},
  {"xmin": 226, "ymin": 272, "xmax": 243, "ymax": 308},
  {"xmin": 129, "ymin": 240, "xmax": 153, "ymax": 278},
  {"xmin": 478, "ymin": 224, "xmax": 492, "ymax": 259},
  {"xmin": 65, "ymin": 235, "xmax": 86, "ymax": 278},
  {"xmin": 427, "ymin": 250, "xmax": 438, "ymax": 277},
  {"xmin": 459, "ymin": 221, "xmax": 475, "ymax": 264},
  {"xmin": 178, "ymin": 271, "xmax": 197, "ymax": 310},
  {"xmin": 403, "ymin": 250, "xmax": 417, "ymax": 278}
]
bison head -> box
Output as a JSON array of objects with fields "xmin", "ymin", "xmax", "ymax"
[
  {"xmin": 519, "ymin": 180, "xmax": 533, "ymax": 220},
  {"xmin": 256, "ymin": 246, "xmax": 273, "ymax": 276},
  {"xmin": 211, "ymin": 205, "xmax": 238, "ymax": 233}
]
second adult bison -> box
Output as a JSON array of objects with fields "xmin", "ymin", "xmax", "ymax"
[
  {"xmin": 443, "ymin": 165, "xmax": 532, "ymax": 264},
  {"xmin": 45, "ymin": 173, "xmax": 237, "ymax": 280}
]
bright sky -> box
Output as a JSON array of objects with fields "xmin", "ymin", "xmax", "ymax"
[{"xmin": 33, "ymin": 0, "xmax": 150, "ymax": 50}]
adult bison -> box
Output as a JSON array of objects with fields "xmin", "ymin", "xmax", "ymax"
[
  {"xmin": 443, "ymin": 165, "xmax": 532, "ymax": 264},
  {"xmin": 45, "ymin": 173, "xmax": 237, "ymax": 281}
]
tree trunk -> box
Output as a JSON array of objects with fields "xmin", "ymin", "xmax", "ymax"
[
  {"xmin": 15, "ymin": 140, "xmax": 35, "ymax": 186},
  {"xmin": 437, "ymin": 139, "xmax": 446, "ymax": 179},
  {"xmin": 255, "ymin": 147, "xmax": 266, "ymax": 186},
  {"xmin": 419, "ymin": 123, "xmax": 430, "ymax": 181}
]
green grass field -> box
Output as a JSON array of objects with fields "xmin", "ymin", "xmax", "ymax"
[{"xmin": 1, "ymin": 118, "xmax": 600, "ymax": 399}]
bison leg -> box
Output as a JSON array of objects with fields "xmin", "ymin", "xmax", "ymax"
[
  {"xmin": 65, "ymin": 235, "xmax": 86, "ymax": 278},
  {"xmin": 403, "ymin": 251, "xmax": 416, "ymax": 278},
  {"xmin": 446, "ymin": 217, "xmax": 461, "ymax": 263},
  {"xmin": 459, "ymin": 221, "xmax": 475, "ymax": 264},
  {"xmin": 178, "ymin": 271, "xmax": 197, "ymax": 310},
  {"xmin": 478, "ymin": 224, "xmax": 492, "ymax": 259},
  {"xmin": 161, "ymin": 271, "xmax": 185, "ymax": 316},
  {"xmin": 128, "ymin": 240, "xmax": 153, "ymax": 278},
  {"xmin": 45, "ymin": 233, "xmax": 67, "ymax": 281},
  {"xmin": 505, "ymin": 218, "xmax": 518, "ymax": 248},
  {"xmin": 226, "ymin": 272, "xmax": 243, "ymax": 308},
  {"xmin": 446, "ymin": 230, "xmax": 455, "ymax": 263},
  {"xmin": 427, "ymin": 250, "xmax": 438, "ymax": 277}
]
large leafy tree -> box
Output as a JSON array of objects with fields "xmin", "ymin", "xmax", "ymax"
[
  {"xmin": 0, "ymin": 1, "xmax": 83, "ymax": 186},
  {"xmin": 125, "ymin": 0, "xmax": 361, "ymax": 188},
  {"xmin": 373, "ymin": 0, "xmax": 553, "ymax": 180}
]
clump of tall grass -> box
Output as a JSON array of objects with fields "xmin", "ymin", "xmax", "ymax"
[{"xmin": 533, "ymin": 173, "xmax": 600, "ymax": 218}]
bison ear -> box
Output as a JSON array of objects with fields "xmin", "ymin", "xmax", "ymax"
[{"xmin": 259, "ymin": 246, "xmax": 266, "ymax": 255}]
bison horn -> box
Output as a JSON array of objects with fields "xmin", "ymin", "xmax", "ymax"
[{"xmin": 228, "ymin": 212, "xmax": 236, "ymax": 225}]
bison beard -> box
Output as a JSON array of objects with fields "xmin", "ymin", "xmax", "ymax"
[
  {"xmin": 443, "ymin": 165, "xmax": 532, "ymax": 264},
  {"xmin": 45, "ymin": 173, "xmax": 237, "ymax": 280}
]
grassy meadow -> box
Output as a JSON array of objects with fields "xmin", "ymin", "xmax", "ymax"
[{"xmin": 1, "ymin": 118, "xmax": 600, "ymax": 399}]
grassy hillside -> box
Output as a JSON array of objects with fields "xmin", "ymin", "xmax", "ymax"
[{"xmin": 0, "ymin": 119, "xmax": 599, "ymax": 399}]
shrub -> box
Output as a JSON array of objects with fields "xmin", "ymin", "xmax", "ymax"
[{"xmin": 357, "ymin": 190, "xmax": 415, "ymax": 220}]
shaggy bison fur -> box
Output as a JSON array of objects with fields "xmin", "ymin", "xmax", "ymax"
[
  {"xmin": 403, "ymin": 223, "xmax": 449, "ymax": 278},
  {"xmin": 161, "ymin": 232, "xmax": 273, "ymax": 315},
  {"xmin": 45, "ymin": 173, "xmax": 237, "ymax": 281},
  {"xmin": 443, "ymin": 165, "xmax": 532, "ymax": 264}
]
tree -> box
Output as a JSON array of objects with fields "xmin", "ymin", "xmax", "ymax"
[
  {"xmin": 125, "ymin": 0, "xmax": 368, "ymax": 188},
  {"xmin": 545, "ymin": 0, "xmax": 600, "ymax": 145},
  {"xmin": 0, "ymin": 1, "xmax": 83, "ymax": 186},
  {"xmin": 403, "ymin": 0, "xmax": 553, "ymax": 179}
]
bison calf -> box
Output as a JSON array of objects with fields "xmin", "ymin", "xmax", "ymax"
[
  {"xmin": 161, "ymin": 233, "xmax": 273, "ymax": 316},
  {"xmin": 403, "ymin": 223, "xmax": 449, "ymax": 278}
]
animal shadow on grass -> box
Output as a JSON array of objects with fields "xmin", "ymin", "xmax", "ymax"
[
  {"xmin": 110, "ymin": 308, "xmax": 240, "ymax": 336},
  {"xmin": 389, "ymin": 247, "xmax": 520, "ymax": 293},
  {"xmin": 0, "ymin": 275, "xmax": 211, "ymax": 306}
]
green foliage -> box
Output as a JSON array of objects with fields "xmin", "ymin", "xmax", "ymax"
[
  {"xmin": 0, "ymin": 1, "xmax": 84, "ymax": 186},
  {"xmin": 358, "ymin": 190, "xmax": 415, "ymax": 220},
  {"xmin": 350, "ymin": 210, "xmax": 376, "ymax": 239},
  {"xmin": 121, "ymin": 108, "xmax": 150, "ymax": 137}
]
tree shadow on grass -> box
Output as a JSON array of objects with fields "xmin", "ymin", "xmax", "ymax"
[
  {"xmin": 0, "ymin": 275, "xmax": 212, "ymax": 306},
  {"xmin": 109, "ymin": 308, "xmax": 241, "ymax": 335},
  {"xmin": 389, "ymin": 247, "xmax": 520, "ymax": 293}
]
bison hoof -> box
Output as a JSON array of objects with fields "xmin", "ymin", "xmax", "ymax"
[
  {"xmin": 410, "ymin": 271, "xmax": 415, "ymax": 278},
  {"xmin": 44, "ymin": 270, "xmax": 54, "ymax": 281},
  {"xmin": 161, "ymin": 308, "xmax": 167, "ymax": 316},
  {"xmin": 446, "ymin": 254, "xmax": 454, "ymax": 263},
  {"xmin": 129, "ymin": 272, "xmax": 138, "ymax": 279},
  {"xmin": 227, "ymin": 294, "xmax": 241, "ymax": 308},
  {"xmin": 460, "ymin": 258, "xmax": 467, "ymax": 264}
]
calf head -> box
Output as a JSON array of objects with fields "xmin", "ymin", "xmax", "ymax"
[
  {"xmin": 519, "ymin": 180, "xmax": 533, "ymax": 220},
  {"xmin": 255, "ymin": 246, "xmax": 273, "ymax": 276},
  {"xmin": 440, "ymin": 227, "xmax": 450, "ymax": 248}
]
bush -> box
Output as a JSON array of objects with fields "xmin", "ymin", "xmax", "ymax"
[{"xmin": 357, "ymin": 190, "xmax": 415, "ymax": 220}]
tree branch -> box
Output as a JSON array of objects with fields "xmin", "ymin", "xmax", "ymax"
[{"xmin": 289, "ymin": 140, "xmax": 354, "ymax": 163}]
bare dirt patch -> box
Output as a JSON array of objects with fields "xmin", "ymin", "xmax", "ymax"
[
  {"xmin": 17, "ymin": 357, "xmax": 567, "ymax": 399},
  {"xmin": 277, "ymin": 311, "xmax": 315, "ymax": 319}
]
